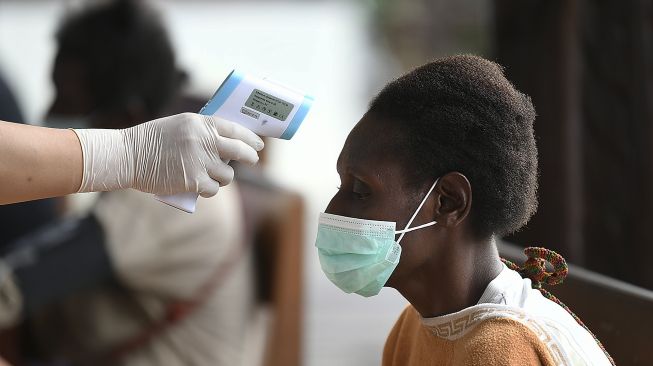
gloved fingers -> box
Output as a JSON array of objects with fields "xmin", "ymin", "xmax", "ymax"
[
  {"xmin": 216, "ymin": 137, "xmax": 260, "ymax": 166},
  {"xmin": 204, "ymin": 115, "xmax": 265, "ymax": 152},
  {"xmin": 197, "ymin": 176, "xmax": 220, "ymax": 198},
  {"xmin": 206, "ymin": 161, "xmax": 235, "ymax": 187}
]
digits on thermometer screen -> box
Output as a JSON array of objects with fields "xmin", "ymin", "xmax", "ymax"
[{"xmin": 155, "ymin": 70, "xmax": 314, "ymax": 213}]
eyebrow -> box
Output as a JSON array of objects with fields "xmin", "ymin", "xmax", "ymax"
[{"xmin": 336, "ymin": 140, "xmax": 384, "ymax": 185}]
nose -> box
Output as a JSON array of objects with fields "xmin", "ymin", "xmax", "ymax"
[{"xmin": 324, "ymin": 191, "xmax": 347, "ymax": 216}]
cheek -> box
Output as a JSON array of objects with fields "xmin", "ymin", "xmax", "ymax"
[
  {"xmin": 395, "ymin": 242, "xmax": 419, "ymax": 272},
  {"xmin": 387, "ymin": 247, "xmax": 418, "ymax": 286},
  {"xmin": 391, "ymin": 231, "xmax": 432, "ymax": 278}
]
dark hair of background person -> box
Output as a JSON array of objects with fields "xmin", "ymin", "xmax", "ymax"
[
  {"xmin": 367, "ymin": 54, "xmax": 538, "ymax": 239},
  {"xmin": 50, "ymin": 0, "xmax": 186, "ymax": 129}
]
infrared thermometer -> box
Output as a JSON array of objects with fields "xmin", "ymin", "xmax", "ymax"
[{"xmin": 155, "ymin": 70, "xmax": 314, "ymax": 213}]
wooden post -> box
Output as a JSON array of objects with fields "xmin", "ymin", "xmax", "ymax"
[
  {"xmin": 495, "ymin": 0, "xmax": 653, "ymax": 289},
  {"xmin": 494, "ymin": 0, "xmax": 584, "ymax": 264},
  {"xmin": 579, "ymin": 1, "xmax": 653, "ymax": 288}
]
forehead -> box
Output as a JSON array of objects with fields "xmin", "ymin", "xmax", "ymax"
[
  {"xmin": 343, "ymin": 116, "xmax": 380, "ymax": 154},
  {"xmin": 338, "ymin": 114, "xmax": 403, "ymax": 176}
]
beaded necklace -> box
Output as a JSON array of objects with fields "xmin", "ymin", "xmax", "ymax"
[{"xmin": 502, "ymin": 247, "xmax": 615, "ymax": 365}]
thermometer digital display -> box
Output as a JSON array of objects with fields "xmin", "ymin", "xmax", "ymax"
[{"xmin": 155, "ymin": 70, "xmax": 314, "ymax": 213}]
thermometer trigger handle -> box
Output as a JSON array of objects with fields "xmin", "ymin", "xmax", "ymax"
[{"xmin": 154, "ymin": 192, "xmax": 199, "ymax": 213}]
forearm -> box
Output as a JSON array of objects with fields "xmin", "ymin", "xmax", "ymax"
[
  {"xmin": 0, "ymin": 113, "xmax": 262, "ymax": 205},
  {"xmin": 0, "ymin": 121, "xmax": 82, "ymax": 204}
]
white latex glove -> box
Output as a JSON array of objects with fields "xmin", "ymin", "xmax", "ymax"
[{"xmin": 73, "ymin": 113, "xmax": 264, "ymax": 197}]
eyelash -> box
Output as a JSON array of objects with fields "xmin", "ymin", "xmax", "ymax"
[
  {"xmin": 353, "ymin": 192, "xmax": 369, "ymax": 199},
  {"xmin": 337, "ymin": 185, "xmax": 370, "ymax": 199}
]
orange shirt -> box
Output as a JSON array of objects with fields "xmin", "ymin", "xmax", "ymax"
[
  {"xmin": 383, "ymin": 264, "xmax": 613, "ymax": 365},
  {"xmin": 383, "ymin": 306, "xmax": 556, "ymax": 366}
]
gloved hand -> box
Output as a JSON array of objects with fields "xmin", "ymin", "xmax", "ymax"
[{"xmin": 73, "ymin": 113, "xmax": 264, "ymax": 197}]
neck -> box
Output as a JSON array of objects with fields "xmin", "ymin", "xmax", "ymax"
[{"xmin": 395, "ymin": 235, "xmax": 503, "ymax": 318}]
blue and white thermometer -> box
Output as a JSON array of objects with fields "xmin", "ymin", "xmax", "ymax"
[{"xmin": 155, "ymin": 70, "xmax": 314, "ymax": 213}]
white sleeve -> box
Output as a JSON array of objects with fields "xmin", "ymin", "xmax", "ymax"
[
  {"xmin": 0, "ymin": 264, "xmax": 22, "ymax": 329},
  {"xmin": 93, "ymin": 184, "xmax": 245, "ymax": 299}
]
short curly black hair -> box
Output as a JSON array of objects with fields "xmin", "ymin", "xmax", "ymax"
[{"xmin": 368, "ymin": 54, "xmax": 538, "ymax": 238}]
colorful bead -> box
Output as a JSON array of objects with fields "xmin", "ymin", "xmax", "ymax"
[{"xmin": 501, "ymin": 247, "xmax": 615, "ymax": 365}]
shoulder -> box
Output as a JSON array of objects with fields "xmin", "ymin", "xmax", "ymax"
[
  {"xmin": 453, "ymin": 317, "xmax": 557, "ymax": 366},
  {"xmin": 96, "ymin": 184, "xmax": 243, "ymax": 244},
  {"xmin": 383, "ymin": 306, "xmax": 422, "ymax": 351},
  {"xmin": 383, "ymin": 305, "xmax": 432, "ymax": 366},
  {"xmin": 387, "ymin": 305, "xmax": 422, "ymax": 337},
  {"xmin": 95, "ymin": 184, "xmax": 246, "ymax": 296}
]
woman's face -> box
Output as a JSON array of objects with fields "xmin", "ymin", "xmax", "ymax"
[{"xmin": 325, "ymin": 114, "xmax": 441, "ymax": 287}]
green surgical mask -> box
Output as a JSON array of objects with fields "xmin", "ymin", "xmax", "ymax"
[{"xmin": 315, "ymin": 179, "xmax": 439, "ymax": 297}]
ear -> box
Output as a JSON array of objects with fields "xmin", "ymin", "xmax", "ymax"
[{"xmin": 433, "ymin": 172, "xmax": 472, "ymax": 228}]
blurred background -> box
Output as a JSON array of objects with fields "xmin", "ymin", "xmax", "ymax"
[{"xmin": 0, "ymin": 0, "xmax": 651, "ymax": 365}]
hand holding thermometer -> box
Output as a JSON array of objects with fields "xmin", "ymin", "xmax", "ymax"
[{"xmin": 155, "ymin": 70, "xmax": 314, "ymax": 213}]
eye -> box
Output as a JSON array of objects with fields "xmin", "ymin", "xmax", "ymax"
[{"xmin": 352, "ymin": 179, "xmax": 371, "ymax": 199}]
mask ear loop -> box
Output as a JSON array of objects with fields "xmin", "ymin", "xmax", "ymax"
[{"xmin": 396, "ymin": 178, "xmax": 440, "ymax": 244}]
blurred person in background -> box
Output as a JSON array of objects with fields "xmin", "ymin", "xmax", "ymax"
[{"xmin": 0, "ymin": 1, "xmax": 255, "ymax": 365}]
